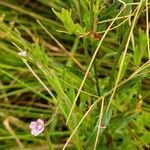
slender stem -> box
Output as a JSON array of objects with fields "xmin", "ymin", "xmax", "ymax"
[
  {"xmin": 94, "ymin": 97, "xmax": 105, "ymax": 150},
  {"xmin": 66, "ymin": 37, "xmax": 79, "ymax": 67},
  {"xmin": 22, "ymin": 59, "xmax": 57, "ymax": 102},
  {"xmin": 146, "ymin": 0, "xmax": 150, "ymax": 58},
  {"xmin": 77, "ymin": 0, "xmax": 83, "ymax": 26},
  {"xmin": 90, "ymin": 0, "xmax": 101, "ymax": 96},
  {"xmin": 76, "ymin": 0, "xmax": 88, "ymax": 57},
  {"xmin": 93, "ymin": 0, "xmax": 100, "ymax": 32},
  {"xmin": 45, "ymin": 105, "xmax": 59, "ymax": 126},
  {"xmin": 90, "ymin": 0, "xmax": 94, "ymax": 31},
  {"xmin": 92, "ymin": 44, "xmax": 101, "ymax": 96},
  {"xmin": 44, "ymin": 127, "xmax": 54, "ymax": 150},
  {"xmin": 93, "ymin": 56, "xmax": 101, "ymax": 96},
  {"xmin": 83, "ymin": 38, "xmax": 89, "ymax": 57}
]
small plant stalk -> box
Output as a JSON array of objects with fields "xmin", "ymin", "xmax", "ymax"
[
  {"xmin": 92, "ymin": 43, "xmax": 101, "ymax": 96},
  {"xmin": 44, "ymin": 127, "xmax": 54, "ymax": 150},
  {"xmin": 76, "ymin": 0, "xmax": 89, "ymax": 57},
  {"xmin": 90, "ymin": 0, "xmax": 101, "ymax": 96}
]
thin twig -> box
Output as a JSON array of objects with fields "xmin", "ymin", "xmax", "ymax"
[
  {"xmin": 94, "ymin": 97, "xmax": 105, "ymax": 150},
  {"xmin": 146, "ymin": 0, "xmax": 150, "ymax": 59}
]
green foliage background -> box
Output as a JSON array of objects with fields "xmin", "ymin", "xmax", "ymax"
[{"xmin": 0, "ymin": 0, "xmax": 149, "ymax": 150}]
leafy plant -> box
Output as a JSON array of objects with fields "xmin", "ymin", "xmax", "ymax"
[{"xmin": 0, "ymin": 0, "xmax": 149, "ymax": 150}]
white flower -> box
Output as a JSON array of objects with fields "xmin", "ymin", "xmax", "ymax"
[{"xmin": 18, "ymin": 50, "xmax": 27, "ymax": 57}]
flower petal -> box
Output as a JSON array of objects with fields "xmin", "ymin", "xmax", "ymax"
[
  {"xmin": 31, "ymin": 130, "xmax": 39, "ymax": 136},
  {"xmin": 29, "ymin": 124, "xmax": 36, "ymax": 129},
  {"xmin": 37, "ymin": 124, "xmax": 43, "ymax": 130},
  {"xmin": 37, "ymin": 119, "xmax": 44, "ymax": 125},
  {"xmin": 39, "ymin": 126, "xmax": 44, "ymax": 133},
  {"xmin": 29, "ymin": 122, "xmax": 37, "ymax": 129}
]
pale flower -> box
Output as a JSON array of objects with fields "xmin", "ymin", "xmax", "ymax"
[
  {"xmin": 18, "ymin": 50, "xmax": 27, "ymax": 57},
  {"xmin": 29, "ymin": 119, "xmax": 44, "ymax": 136}
]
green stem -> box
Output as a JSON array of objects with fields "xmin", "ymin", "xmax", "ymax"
[
  {"xmin": 45, "ymin": 105, "xmax": 59, "ymax": 126},
  {"xmin": 94, "ymin": 0, "xmax": 101, "ymax": 31},
  {"xmin": 77, "ymin": 0, "xmax": 83, "ymax": 26},
  {"xmin": 66, "ymin": 37, "xmax": 79, "ymax": 67},
  {"xmin": 22, "ymin": 59, "xmax": 57, "ymax": 102},
  {"xmin": 44, "ymin": 127, "xmax": 54, "ymax": 150},
  {"xmin": 90, "ymin": 0, "xmax": 94, "ymax": 31},
  {"xmin": 93, "ymin": 53, "xmax": 101, "ymax": 96},
  {"xmin": 83, "ymin": 38, "xmax": 89, "ymax": 57},
  {"xmin": 91, "ymin": 42, "xmax": 101, "ymax": 96},
  {"xmin": 76, "ymin": 0, "xmax": 88, "ymax": 57},
  {"xmin": 90, "ymin": 0, "xmax": 101, "ymax": 96}
]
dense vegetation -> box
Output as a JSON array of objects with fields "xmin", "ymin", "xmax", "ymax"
[{"xmin": 0, "ymin": 0, "xmax": 149, "ymax": 149}]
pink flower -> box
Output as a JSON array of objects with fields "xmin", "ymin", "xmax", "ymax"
[{"xmin": 29, "ymin": 119, "xmax": 44, "ymax": 136}]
